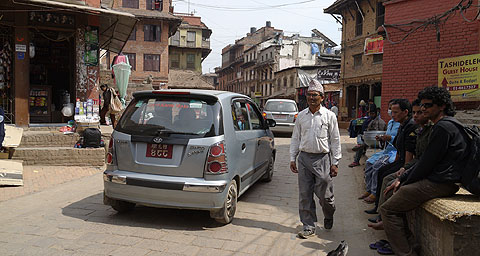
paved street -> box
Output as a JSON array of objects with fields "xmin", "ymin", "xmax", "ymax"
[{"xmin": 0, "ymin": 134, "xmax": 383, "ymax": 256}]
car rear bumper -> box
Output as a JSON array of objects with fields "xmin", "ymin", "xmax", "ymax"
[
  {"xmin": 103, "ymin": 170, "xmax": 228, "ymax": 210},
  {"xmin": 270, "ymin": 123, "xmax": 295, "ymax": 133}
]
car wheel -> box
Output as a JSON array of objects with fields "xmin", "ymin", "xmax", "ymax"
[
  {"xmin": 261, "ymin": 156, "xmax": 274, "ymax": 182},
  {"xmin": 212, "ymin": 179, "xmax": 237, "ymax": 224},
  {"xmin": 111, "ymin": 199, "xmax": 136, "ymax": 213}
]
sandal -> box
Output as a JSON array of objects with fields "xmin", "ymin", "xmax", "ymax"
[
  {"xmin": 363, "ymin": 194, "xmax": 376, "ymax": 204},
  {"xmin": 358, "ymin": 192, "xmax": 370, "ymax": 200},
  {"xmin": 377, "ymin": 243, "xmax": 394, "ymax": 255},
  {"xmin": 369, "ymin": 239, "xmax": 389, "ymax": 250},
  {"xmin": 348, "ymin": 162, "xmax": 360, "ymax": 168}
]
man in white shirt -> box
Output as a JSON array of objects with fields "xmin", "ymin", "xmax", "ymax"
[{"xmin": 290, "ymin": 79, "xmax": 342, "ymax": 239}]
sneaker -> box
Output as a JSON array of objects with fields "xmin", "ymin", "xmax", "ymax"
[
  {"xmin": 324, "ymin": 218, "xmax": 333, "ymax": 230},
  {"xmin": 348, "ymin": 162, "xmax": 360, "ymax": 168},
  {"xmin": 297, "ymin": 229, "xmax": 315, "ymax": 239}
]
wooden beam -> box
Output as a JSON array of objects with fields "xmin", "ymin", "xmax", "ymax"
[
  {"xmin": 330, "ymin": 13, "xmax": 342, "ymax": 24},
  {"xmin": 355, "ymin": 1, "xmax": 365, "ymax": 20},
  {"xmin": 366, "ymin": 0, "xmax": 375, "ymax": 12},
  {"xmin": 340, "ymin": 14, "xmax": 347, "ymax": 24},
  {"xmin": 347, "ymin": 6, "xmax": 355, "ymax": 20}
]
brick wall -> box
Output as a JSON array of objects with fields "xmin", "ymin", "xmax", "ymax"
[{"xmin": 382, "ymin": 0, "xmax": 480, "ymax": 119}]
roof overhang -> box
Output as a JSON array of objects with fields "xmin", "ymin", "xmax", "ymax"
[
  {"xmin": 15, "ymin": 0, "xmax": 137, "ymax": 54},
  {"xmin": 324, "ymin": 0, "xmax": 351, "ymax": 14}
]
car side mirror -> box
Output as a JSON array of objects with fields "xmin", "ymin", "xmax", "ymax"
[{"xmin": 266, "ymin": 119, "xmax": 276, "ymax": 127}]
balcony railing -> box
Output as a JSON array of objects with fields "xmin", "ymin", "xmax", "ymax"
[{"xmin": 201, "ymin": 40, "xmax": 210, "ymax": 49}]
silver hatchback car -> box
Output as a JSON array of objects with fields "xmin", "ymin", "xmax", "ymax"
[
  {"xmin": 262, "ymin": 99, "xmax": 298, "ymax": 134},
  {"xmin": 103, "ymin": 90, "xmax": 276, "ymax": 224}
]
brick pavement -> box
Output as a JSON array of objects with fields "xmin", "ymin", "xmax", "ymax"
[
  {"xmin": 0, "ymin": 134, "xmax": 384, "ymax": 255},
  {"xmin": 0, "ymin": 166, "xmax": 104, "ymax": 202}
]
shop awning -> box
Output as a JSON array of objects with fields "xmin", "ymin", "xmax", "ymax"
[{"xmin": 15, "ymin": 0, "xmax": 137, "ymax": 54}]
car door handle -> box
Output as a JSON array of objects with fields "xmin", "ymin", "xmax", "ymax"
[{"xmin": 241, "ymin": 143, "xmax": 246, "ymax": 150}]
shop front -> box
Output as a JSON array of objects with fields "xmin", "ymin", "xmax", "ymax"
[{"xmin": 1, "ymin": 0, "xmax": 136, "ymax": 126}]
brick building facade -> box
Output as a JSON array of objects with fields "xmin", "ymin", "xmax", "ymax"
[
  {"xmin": 325, "ymin": 0, "xmax": 385, "ymax": 120},
  {"xmin": 381, "ymin": 0, "xmax": 480, "ymax": 118},
  {"xmin": 104, "ymin": 0, "xmax": 181, "ymax": 87}
]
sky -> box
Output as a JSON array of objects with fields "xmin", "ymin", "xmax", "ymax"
[{"xmin": 171, "ymin": 0, "xmax": 342, "ymax": 74}]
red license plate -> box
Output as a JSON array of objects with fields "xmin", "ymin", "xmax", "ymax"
[{"xmin": 146, "ymin": 144, "xmax": 173, "ymax": 159}]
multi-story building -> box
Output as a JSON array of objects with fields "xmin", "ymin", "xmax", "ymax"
[
  {"xmin": 103, "ymin": 0, "xmax": 181, "ymax": 88},
  {"xmin": 325, "ymin": 0, "xmax": 385, "ymax": 120},
  {"xmin": 218, "ymin": 22, "xmax": 339, "ymax": 107},
  {"xmin": 168, "ymin": 14, "xmax": 211, "ymax": 73},
  {"xmin": 217, "ymin": 22, "xmax": 283, "ymax": 101}
]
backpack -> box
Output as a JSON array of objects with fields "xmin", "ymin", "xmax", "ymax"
[
  {"xmin": 444, "ymin": 117, "xmax": 480, "ymax": 196},
  {"xmin": 82, "ymin": 128, "xmax": 101, "ymax": 148}
]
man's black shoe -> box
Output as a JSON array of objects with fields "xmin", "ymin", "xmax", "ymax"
[
  {"xmin": 365, "ymin": 208, "xmax": 378, "ymax": 214},
  {"xmin": 368, "ymin": 215, "xmax": 381, "ymax": 223},
  {"xmin": 324, "ymin": 218, "xmax": 333, "ymax": 230}
]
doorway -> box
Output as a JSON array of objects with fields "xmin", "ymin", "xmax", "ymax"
[{"xmin": 29, "ymin": 29, "xmax": 74, "ymax": 123}]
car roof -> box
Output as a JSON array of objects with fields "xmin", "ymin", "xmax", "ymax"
[
  {"xmin": 132, "ymin": 89, "xmax": 248, "ymax": 101},
  {"xmin": 266, "ymin": 99, "xmax": 297, "ymax": 103}
]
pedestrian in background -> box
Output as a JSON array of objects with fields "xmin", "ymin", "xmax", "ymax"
[
  {"xmin": 290, "ymin": 79, "xmax": 342, "ymax": 239},
  {"xmin": 0, "ymin": 106, "xmax": 4, "ymax": 149},
  {"xmin": 331, "ymin": 102, "xmax": 339, "ymax": 118},
  {"xmin": 100, "ymin": 84, "xmax": 116, "ymax": 126}
]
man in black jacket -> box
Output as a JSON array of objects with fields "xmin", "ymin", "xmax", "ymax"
[{"xmin": 380, "ymin": 87, "xmax": 467, "ymax": 256}]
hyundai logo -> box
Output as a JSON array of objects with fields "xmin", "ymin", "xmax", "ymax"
[{"xmin": 153, "ymin": 137, "xmax": 163, "ymax": 143}]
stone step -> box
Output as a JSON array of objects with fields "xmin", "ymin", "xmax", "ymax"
[
  {"xmin": 11, "ymin": 147, "xmax": 105, "ymax": 166},
  {"xmin": 20, "ymin": 130, "xmax": 112, "ymax": 148}
]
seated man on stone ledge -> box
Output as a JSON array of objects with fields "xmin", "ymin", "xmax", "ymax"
[{"xmin": 380, "ymin": 86, "xmax": 468, "ymax": 256}]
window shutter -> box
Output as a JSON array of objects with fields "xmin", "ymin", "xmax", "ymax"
[
  {"xmin": 156, "ymin": 26, "xmax": 161, "ymax": 42},
  {"xmin": 146, "ymin": 0, "xmax": 152, "ymax": 10}
]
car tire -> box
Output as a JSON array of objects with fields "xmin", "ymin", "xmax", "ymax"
[
  {"xmin": 212, "ymin": 179, "xmax": 237, "ymax": 224},
  {"xmin": 261, "ymin": 156, "xmax": 274, "ymax": 182},
  {"xmin": 111, "ymin": 199, "xmax": 136, "ymax": 213}
]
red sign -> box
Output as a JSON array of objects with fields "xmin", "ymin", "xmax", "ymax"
[{"xmin": 364, "ymin": 36, "xmax": 384, "ymax": 55}]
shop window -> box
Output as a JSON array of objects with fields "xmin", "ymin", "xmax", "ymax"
[
  {"xmin": 376, "ymin": 2, "xmax": 385, "ymax": 29},
  {"xmin": 124, "ymin": 53, "xmax": 136, "ymax": 71},
  {"xmin": 122, "ymin": 0, "xmax": 139, "ymax": 8},
  {"xmin": 146, "ymin": 0, "xmax": 163, "ymax": 11},
  {"xmin": 373, "ymin": 54, "xmax": 383, "ymax": 64},
  {"xmin": 353, "ymin": 54, "xmax": 362, "ymax": 68},
  {"xmin": 144, "ymin": 24, "xmax": 161, "ymax": 42},
  {"xmin": 128, "ymin": 26, "xmax": 136, "ymax": 41},
  {"xmin": 355, "ymin": 11, "xmax": 363, "ymax": 37},
  {"xmin": 186, "ymin": 54, "xmax": 195, "ymax": 69},
  {"xmin": 171, "ymin": 31, "xmax": 180, "ymax": 46},
  {"xmin": 187, "ymin": 31, "xmax": 196, "ymax": 47},
  {"xmin": 170, "ymin": 53, "xmax": 180, "ymax": 68},
  {"xmin": 144, "ymin": 54, "xmax": 160, "ymax": 71}
]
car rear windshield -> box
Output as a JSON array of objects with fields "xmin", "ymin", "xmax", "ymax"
[
  {"xmin": 116, "ymin": 95, "xmax": 223, "ymax": 137},
  {"xmin": 264, "ymin": 101, "xmax": 297, "ymax": 112}
]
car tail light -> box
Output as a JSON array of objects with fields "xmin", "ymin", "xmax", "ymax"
[
  {"xmin": 205, "ymin": 141, "xmax": 228, "ymax": 174},
  {"xmin": 262, "ymin": 112, "xmax": 267, "ymax": 119},
  {"xmin": 106, "ymin": 139, "xmax": 115, "ymax": 165},
  {"xmin": 294, "ymin": 113, "xmax": 298, "ymax": 122}
]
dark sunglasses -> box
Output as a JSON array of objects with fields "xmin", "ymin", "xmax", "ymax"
[
  {"xmin": 306, "ymin": 93, "xmax": 321, "ymax": 98},
  {"xmin": 420, "ymin": 103, "xmax": 434, "ymax": 109}
]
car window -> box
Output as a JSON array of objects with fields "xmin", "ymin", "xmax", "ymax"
[
  {"xmin": 265, "ymin": 101, "xmax": 297, "ymax": 112},
  {"xmin": 246, "ymin": 102, "xmax": 263, "ymax": 130},
  {"xmin": 232, "ymin": 101, "xmax": 251, "ymax": 131},
  {"xmin": 116, "ymin": 96, "xmax": 223, "ymax": 137}
]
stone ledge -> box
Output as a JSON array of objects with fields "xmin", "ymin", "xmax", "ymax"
[{"xmin": 12, "ymin": 147, "xmax": 105, "ymax": 166}]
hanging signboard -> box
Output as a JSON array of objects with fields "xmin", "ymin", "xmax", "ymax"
[
  {"xmin": 364, "ymin": 36, "xmax": 384, "ymax": 55},
  {"xmin": 317, "ymin": 69, "xmax": 340, "ymax": 81},
  {"xmin": 84, "ymin": 26, "xmax": 99, "ymax": 66},
  {"xmin": 438, "ymin": 53, "xmax": 480, "ymax": 102}
]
